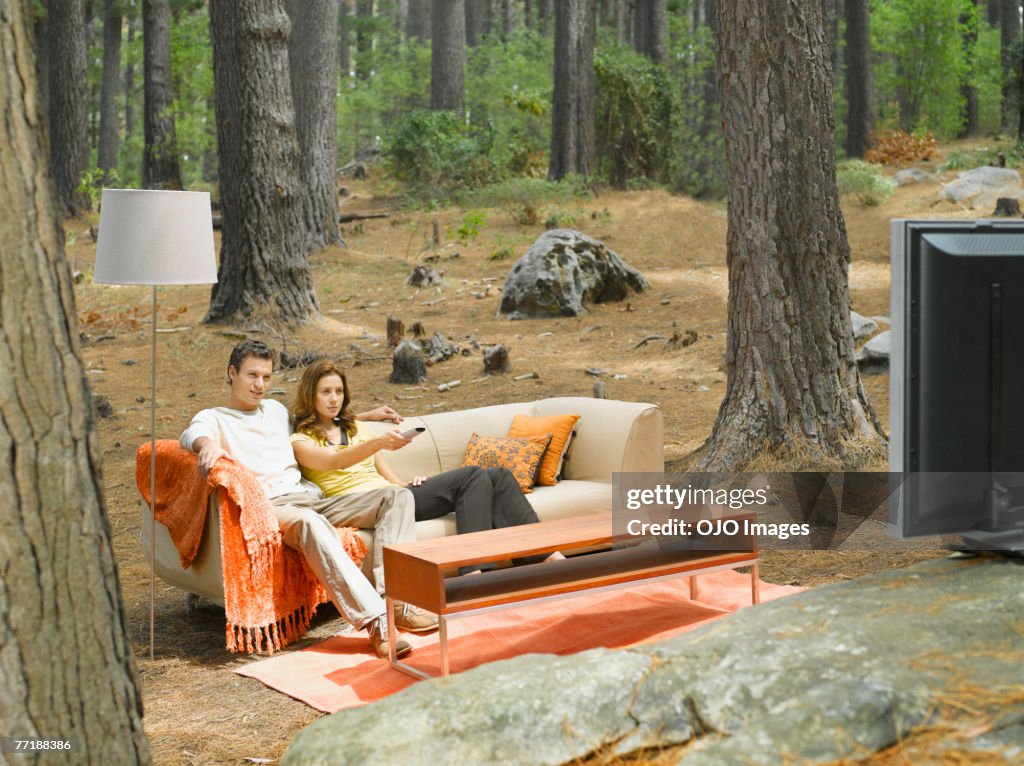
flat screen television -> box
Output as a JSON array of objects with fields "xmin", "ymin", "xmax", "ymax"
[{"xmin": 890, "ymin": 218, "xmax": 1024, "ymax": 552}]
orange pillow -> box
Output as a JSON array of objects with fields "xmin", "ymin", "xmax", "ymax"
[
  {"xmin": 460, "ymin": 433, "xmax": 552, "ymax": 494},
  {"xmin": 507, "ymin": 413, "xmax": 581, "ymax": 486}
]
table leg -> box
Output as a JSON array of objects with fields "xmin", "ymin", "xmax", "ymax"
[
  {"xmin": 689, "ymin": 575, "xmax": 699, "ymax": 601},
  {"xmin": 386, "ymin": 596, "xmax": 397, "ymax": 663},
  {"xmin": 439, "ymin": 616, "xmax": 449, "ymax": 677},
  {"xmin": 751, "ymin": 563, "xmax": 761, "ymax": 605}
]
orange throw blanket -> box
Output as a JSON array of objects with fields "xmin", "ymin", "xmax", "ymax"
[{"xmin": 136, "ymin": 440, "xmax": 367, "ymax": 653}]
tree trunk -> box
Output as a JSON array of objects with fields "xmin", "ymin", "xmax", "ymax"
[
  {"xmin": 696, "ymin": 0, "xmax": 885, "ymax": 471},
  {"xmin": 35, "ymin": 1, "xmax": 50, "ymax": 120},
  {"xmin": 465, "ymin": 0, "xmax": 485, "ymax": 45},
  {"xmin": 826, "ymin": 0, "xmax": 841, "ymax": 89},
  {"xmin": 537, "ymin": 0, "xmax": 552, "ymax": 35},
  {"xmin": 356, "ymin": 0, "xmax": 373, "ymax": 80},
  {"xmin": 1, "ymin": 3, "xmax": 150, "ymax": 761},
  {"xmin": 207, "ymin": 0, "xmax": 319, "ymax": 323},
  {"xmin": 613, "ymin": 0, "xmax": 628, "ymax": 44},
  {"xmin": 98, "ymin": 0, "xmax": 122, "ymax": 180},
  {"xmin": 843, "ymin": 0, "xmax": 874, "ymax": 157},
  {"xmin": 549, "ymin": 0, "xmax": 596, "ymax": 180},
  {"xmin": 47, "ymin": 0, "xmax": 90, "ymax": 216},
  {"xmin": 988, "ymin": 0, "xmax": 1001, "ymax": 27},
  {"xmin": 961, "ymin": 0, "xmax": 980, "ymax": 138},
  {"xmin": 394, "ymin": 0, "xmax": 409, "ymax": 33},
  {"xmin": 142, "ymin": 0, "xmax": 182, "ymax": 189},
  {"xmin": 431, "ymin": 0, "xmax": 466, "ymax": 111},
  {"xmin": 632, "ymin": 0, "xmax": 647, "ymax": 49},
  {"xmin": 124, "ymin": 11, "xmax": 136, "ymax": 138},
  {"xmin": 286, "ymin": 0, "xmax": 343, "ymax": 251},
  {"xmin": 408, "ymin": 0, "xmax": 431, "ymax": 43},
  {"xmin": 1002, "ymin": 0, "xmax": 1020, "ymax": 134},
  {"xmin": 338, "ymin": 0, "xmax": 351, "ymax": 76},
  {"xmin": 499, "ymin": 0, "xmax": 513, "ymax": 39},
  {"xmin": 636, "ymin": 0, "xmax": 667, "ymax": 63}
]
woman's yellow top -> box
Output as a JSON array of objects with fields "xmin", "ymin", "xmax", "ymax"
[{"xmin": 290, "ymin": 422, "xmax": 392, "ymax": 497}]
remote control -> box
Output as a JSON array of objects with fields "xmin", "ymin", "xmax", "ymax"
[{"xmin": 398, "ymin": 427, "xmax": 425, "ymax": 439}]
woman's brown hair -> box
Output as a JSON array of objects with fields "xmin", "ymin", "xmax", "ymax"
[{"xmin": 291, "ymin": 360, "xmax": 356, "ymax": 442}]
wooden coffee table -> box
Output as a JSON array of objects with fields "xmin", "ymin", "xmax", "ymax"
[{"xmin": 383, "ymin": 513, "xmax": 759, "ymax": 679}]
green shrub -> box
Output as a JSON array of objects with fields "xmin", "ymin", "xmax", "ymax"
[
  {"xmin": 462, "ymin": 176, "xmax": 590, "ymax": 225},
  {"xmin": 386, "ymin": 109, "xmax": 498, "ymax": 194},
  {"xmin": 836, "ymin": 160, "xmax": 895, "ymax": 206}
]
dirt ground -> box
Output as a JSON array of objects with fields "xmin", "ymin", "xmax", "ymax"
[{"xmin": 66, "ymin": 145, "xmax": 993, "ymax": 764}]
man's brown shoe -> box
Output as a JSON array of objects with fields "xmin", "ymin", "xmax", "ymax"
[
  {"xmin": 392, "ymin": 602, "xmax": 439, "ymax": 633},
  {"xmin": 366, "ymin": 614, "xmax": 412, "ymax": 659}
]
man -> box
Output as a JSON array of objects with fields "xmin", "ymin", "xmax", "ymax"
[{"xmin": 180, "ymin": 340, "xmax": 437, "ymax": 659}]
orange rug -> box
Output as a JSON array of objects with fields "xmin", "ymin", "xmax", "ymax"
[{"xmin": 234, "ymin": 571, "xmax": 801, "ymax": 712}]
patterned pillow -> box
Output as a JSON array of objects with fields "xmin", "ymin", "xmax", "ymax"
[
  {"xmin": 459, "ymin": 433, "xmax": 552, "ymax": 494},
  {"xmin": 507, "ymin": 413, "xmax": 581, "ymax": 486}
]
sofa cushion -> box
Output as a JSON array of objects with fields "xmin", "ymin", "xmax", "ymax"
[
  {"xmin": 460, "ymin": 433, "xmax": 552, "ymax": 493},
  {"xmin": 526, "ymin": 480, "xmax": 613, "ymax": 521},
  {"xmin": 422, "ymin": 402, "xmax": 535, "ymax": 472},
  {"xmin": 507, "ymin": 413, "xmax": 580, "ymax": 486}
]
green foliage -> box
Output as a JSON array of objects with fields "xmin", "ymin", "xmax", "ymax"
[
  {"xmin": 871, "ymin": 0, "xmax": 977, "ymax": 139},
  {"xmin": 453, "ymin": 209, "xmax": 487, "ymax": 243},
  {"xmin": 462, "ymin": 176, "xmax": 591, "ymax": 226},
  {"xmin": 386, "ymin": 109, "xmax": 499, "ymax": 195},
  {"xmin": 77, "ymin": 167, "xmax": 121, "ymax": 206},
  {"xmin": 938, "ymin": 145, "xmax": 1024, "ymax": 172},
  {"xmin": 836, "ymin": 160, "xmax": 895, "ymax": 206},
  {"xmin": 594, "ymin": 47, "xmax": 674, "ymax": 189},
  {"xmin": 488, "ymin": 246, "xmax": 514, "ymax": 261},
  {"xmin": 170, "ymin": 4, "xmax": 215, "ymax": 189}
]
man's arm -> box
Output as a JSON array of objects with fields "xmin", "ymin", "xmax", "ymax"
[
  {"xmin": 180, "ymin": 410, "xmax": 231, "ymax": 478},
  {"xmin": 191, "ymin": 436, "xmax": 232, "ymax": 478},
  {"xmin": 355, "ymin": 405, "xmax": 403, "ymax": 424}
]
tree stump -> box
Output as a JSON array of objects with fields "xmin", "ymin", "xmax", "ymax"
[
  {"xmin": 483, "ymin": 344, "xmax": 510, "ymax": 375},
  {"xmin": 992, "ymin": 197, "xmax": 1021, "ymax": 217},
  {"xmin": 386, "ymin": 316, "xmax": 405, "ymax": 347},
  {"xmin": 410, "ymin": 320, "xmax": 426, "ymax": 338},
  {"xmin": 406, "ymin": 265, "xmax": 442, "ymax": 287},
  {"xmin": 593, "ymin": 381, "xmax": 608, "ymax": 399},
  {"xmin": 389, "ymin": 339, "xmax": 426, "ymax": 384}
]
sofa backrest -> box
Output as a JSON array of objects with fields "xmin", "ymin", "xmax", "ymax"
[{"xmin": 364, "ymin": 398, "xmax": 663, "ymax": 485}]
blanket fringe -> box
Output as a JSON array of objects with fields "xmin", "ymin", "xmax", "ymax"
[{"xmin": 226, "ymin": 602, "xmax": 317, "ymax": 655}]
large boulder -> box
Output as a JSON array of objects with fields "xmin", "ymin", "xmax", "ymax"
[
  {"xmin": 282, "ymin": 557, "xmax": 1023, "ymax": 765},
  {"xmin": 497, "ymin": 229, "xmax": 649, "ymax": 319},
  {"xmin": 856, "ymin": 330, "xmax": 890, "ymax": 375},
  {"xmin": 939, "ymin": 166, "xmax": 1024, "ymax": 208}
]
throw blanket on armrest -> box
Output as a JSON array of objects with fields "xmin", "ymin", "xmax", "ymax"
[{"xmin": 136, "ymin": 440, "xmax": 367, "ymax": 653}]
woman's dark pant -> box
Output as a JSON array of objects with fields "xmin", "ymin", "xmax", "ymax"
[{"xmin": 408, "ymin": 466, "xmax": 546, "ymax": 569}]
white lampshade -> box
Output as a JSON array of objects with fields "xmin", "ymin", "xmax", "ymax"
[{"xmin": 94, "ymin": 188, "xmax": 218, "ymax": 285}]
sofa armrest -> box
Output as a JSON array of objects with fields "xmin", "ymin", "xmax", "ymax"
[{"xmin": 534, "ymin": 397, "xmax": 664, "ymax": 482}]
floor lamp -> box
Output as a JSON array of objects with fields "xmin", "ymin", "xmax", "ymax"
[{"xmin": 94, "ymin": 189, "xmax": 217, "ymax": 660}]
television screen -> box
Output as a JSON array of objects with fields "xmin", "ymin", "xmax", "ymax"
[{"xmin": 890, "ymin": 218, "xmax": 1024, "ymax": 551}]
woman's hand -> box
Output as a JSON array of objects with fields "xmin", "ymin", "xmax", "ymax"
[
  {"xmin": 376, "ymin": 429, "xmax": 413, "ymax": 451},
  {"xmin": 406, "ymin": 475, "xmax": 430, "ymax": 487}
]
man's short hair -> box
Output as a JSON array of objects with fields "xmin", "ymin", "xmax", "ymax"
[{"xmin": 227, "ymin": 339, "xmax": 275, "ymax": 381}]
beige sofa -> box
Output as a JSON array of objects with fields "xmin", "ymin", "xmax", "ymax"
[{"xmin": 141, "ymin": 396, "xmax": 664, "ymax": 606}]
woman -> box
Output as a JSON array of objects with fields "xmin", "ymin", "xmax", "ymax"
[{"xmin": 289, "ymin": 360, "xmax": 562, "ymax": 570}]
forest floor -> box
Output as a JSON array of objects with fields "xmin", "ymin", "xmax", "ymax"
[{"xmin": 67, "ymin": 139, "xmax": 1002, "ymax": 764}]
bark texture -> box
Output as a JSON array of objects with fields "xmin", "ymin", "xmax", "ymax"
[
  {"xmin": 407, "ymin": 0, "xmax": 431, "ymax": 42},
  {"xmin": 843, "ymin": 0, "xmax": 874, "ymax": 157},
  {"xmin": 98, "ymin": 0, "xmax": 122, "ymax": 178},
  {"xmin": 431, "ymin": 0, "xmax": 466, "ymax": 111},
  {"xmin": 46, "ymin": 0, "xmax": 90, "ymax": 215},
  {"xmin": 142, "ymin": 0, "xmax": 182, "ymax": 189},
  {"xmin": 549, "ymin": 0, "xmax": 596, "ymax": 180},
  {"xmin": 355, "ymin": 0, "xmax": 373, "ymax": 80},
  {"xmin": 464, "ymin": 0, "xmax": 484, "ymax": 44},
  {"xmin": 699, "ymin": 0, "xmax": 885, "ymax": 471},
  {"xmin": 124, "ymin": 13, "xmax": 136, "ymax": 138},
  {"xmin": 286, "ymin": 0, "xmax": 343, "ymax": 251},
  {"xmin": 0, "ymin": 2, "xmax": 149, "ymax": 761},
  {"xmin": 207, "ymin": 0, "xmax": 319, "ymax": 323},
  {"xmin": 633, "ymin": 0, "xmax": 666, "ymax": 63}
]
